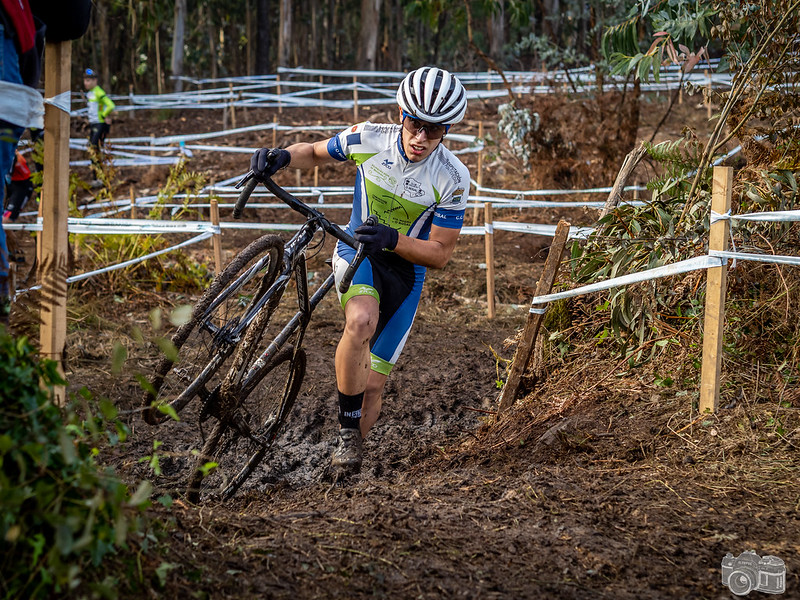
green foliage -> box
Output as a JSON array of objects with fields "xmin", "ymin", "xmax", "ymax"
[
  {"xmin": 569, "ymin": 137, "xmax": 713, "ymax": 354},
  {"xmin": 74, "ymin": 160, "xmax": 213, "ymax": 294},
  {"xmin": 0, "ymin": 329, "xmax": 148, "ymax": 599},
  {"xmin": 601, "ymin": 0, "xmax": 717, "ymax": 82}
]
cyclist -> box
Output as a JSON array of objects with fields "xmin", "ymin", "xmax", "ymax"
[
  {"xmin": 82, "ymin": 67, "xmax": 115, "ymax": 186},
  {"xmin": 250, "ymin": 66, "xmax": 470, "ymax": 478}
]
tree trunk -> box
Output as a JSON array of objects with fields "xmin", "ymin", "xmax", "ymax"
[
  {"xmin": 359, "ymin": 0, "xmax": 381, "ymax": 70},
  {"xmin": 207, "ymin": 6, "xmax": 218, "ymax": 80},
  {"xmin": 171, "ymin": 0, "xmax": 187, "ymax": 92},
  {"xmin": 96, "ymin": 0, "xmax": 110, "ymax": 86},
  {"xmin": 278, "ymin": 0, "xmax": 292, "ymax": 67},
  {"xmin": 489, "ymin": 0, "xmax": 505, "ymax": 58},
  {"xmin": 256, "ymin": 0, "xmax": 271, "ymax": 74}
]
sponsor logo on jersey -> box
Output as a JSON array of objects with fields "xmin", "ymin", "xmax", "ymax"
[
  {"xmin": 436, "ymin": 151, "xmax": 462, "ymax": 185},
  {"xmin": 381, "ymin": 158, "xmax": 393, "ymax": 169},
  {"xmin": 402, "ymin": 178, "xmax": 425, "ymax": 198},
  {"xmin": 346, "ymin": 133, "xmax": 362, "ymax": 146},
  {"xmin": 367, "ymin": 163, "xmax": 397, "ymax": 187}
]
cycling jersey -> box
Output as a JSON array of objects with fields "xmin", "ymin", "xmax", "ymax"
[
  {"xmin": 85, "ymin": 84, "xmax": 114, "ymax": 124},
  {"xmin": 328, "ymin": 121, "xmax": 470, "ymax": 375}
]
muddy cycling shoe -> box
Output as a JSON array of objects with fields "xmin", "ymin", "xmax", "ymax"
[{"xmin": 330, "ymin": 428, "xmax": 363, "ymax": 476}]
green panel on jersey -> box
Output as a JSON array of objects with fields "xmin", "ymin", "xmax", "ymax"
[
  {"xmin": 364, "ymin": 178, "xmax": 429, "ymax": 233},
  {"xmin": 351, "ymin": 153, "xmax": 376, "ymax": 165}
]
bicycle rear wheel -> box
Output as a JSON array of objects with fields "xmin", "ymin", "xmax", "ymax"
[
  {"xmin": 142, "ymin": 234, "xmax": 284, "ymax": 425},
  {"xmin": 185, "ymin": 345, "xmax": 306, "ymax": 503}
]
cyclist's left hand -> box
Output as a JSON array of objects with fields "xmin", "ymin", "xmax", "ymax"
[{"xmin": 354, "ymin": 222, "xmax": 399, "ymax": 254}]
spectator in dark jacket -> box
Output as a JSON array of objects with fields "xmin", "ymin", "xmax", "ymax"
[{"xmin": 0, "ymin": 0, "xmax": 91, "ymax": 324}]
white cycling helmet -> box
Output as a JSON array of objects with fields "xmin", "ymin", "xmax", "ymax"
[{"xmin": 396, "ymin": 67, "xmax": 467, "ymax": 125}]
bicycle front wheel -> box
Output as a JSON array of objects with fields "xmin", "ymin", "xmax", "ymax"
[
  {"xmin": 185, "ymin": 345, "xmax": 306, "ymax": 503},
  {"xmin": 142, "ymin": 234, "xmax": 284, "ymax": 425}
]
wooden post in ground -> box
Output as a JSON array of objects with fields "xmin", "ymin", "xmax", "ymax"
[
  {"xmin": 699, "ymin": 166, "xmax": 732, "ymax": 413},
  {"xmin": 314, "ymin": 165, "xmax": 319, "ymax": 188},
  {"xmin": 229, "ymin": 82, "xmax": 236, "ymax": 129},
  {"xmin": 353, "ymin": 76, "xmax": 359, "ymax": 122},
  {"xmin": 272, "ymin": 115, "xmax": 278, "ymax": 147},
  {"xmin": 319, "ymin": 74, "xmax": 324, "ymax": 100},
  {"xmin": 130, "ymin": 185, "xmax": 136, "ymax": 219},
  {"xmin": 497, "ymin": 220, "xmax": 572, "ymax": 415},
  {"xmin": 484, "ymin": 202, "xmax": 495, "ymax": 319},
  {"xmin": 149, "ymin": 134, "xmax": 156, "ymax": 178},
  {"xmin": 277, "ymin": 74, "xmax": 282, "ymax": 114},
  {"xmin": 39, "ymin": 40, "xmax": 72, "ymax": 404},
  {"xmin": 472, "ymin": 121, "xmax": 484, "ymax": 226},
  {"xmin": 210, "ymin": 197, "xmax": 223, "ymax": 274}
]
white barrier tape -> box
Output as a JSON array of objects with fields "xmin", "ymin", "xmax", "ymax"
[
  {"xmin": 712, "ymin": 209, "xmax": 800, "ymax": 223},
  {"xmin": 493, "ymin": 221, "xmax": 594, "ymax": 239},
  {"xmin": 44, "ymin": 91, "xmax": 71, "ymax": 114},
  {"xmin": 17, "ymin": 231, "xmax": 213, "ymax": 294},
  {"xmin": 529, "ymin": 255, "xmax": 724, "ymax": 306},
  {"xmin": 0, "ymin": 81, "xmax": 45, "ymax": 128},
  {"xmin": 473, "ymin": 183, "xmax": 647, "ymax": 196},
  {"xmin": 710, "ymin": 250, "xmax": 800, "ymax": 267},
  {"xmin": 4, "ymin": 218, "xmax": 219, "ymax": 235},
  {"xmin": 484, "ymin": 223, "xmax": 494, "ymax": 234},
  {"xmin": 710, "ymin": 210, "xmax": 732, "ymax": 223},
  {"xmin": 529, "ymin": 306, "xmax": 548, "ymax": 314}
]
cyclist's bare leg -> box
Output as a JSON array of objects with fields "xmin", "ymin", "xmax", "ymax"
[
  {"xmin": 361, "ymin": 370, "xmax": 388, "ymax": 436},
  {"xmin": 330, "ymin": 295, "xmax": 379, "ymax": 475},
  {"xmin": 334, "ymin": 295, "xmax": 379, "ymax": 394}
]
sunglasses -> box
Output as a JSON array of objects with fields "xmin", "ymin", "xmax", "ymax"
[{"xmin": 401, "ymin": 112, "xmax": 449, "ymax": 139}]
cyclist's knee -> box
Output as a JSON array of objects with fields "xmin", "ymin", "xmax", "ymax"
[
  {"xmin": 344, "ymin": 309, "xmax": 377, "ymax": 340},
  {"xmin": 343, "ymin": 297, "xmax": 378, "ymax": 339}
]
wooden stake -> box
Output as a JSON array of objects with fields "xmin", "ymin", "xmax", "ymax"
[
  {"xmin": 130, "ymin": 185, "xmax": 136, "ymax": 219},
  {"xmin": 353, "ymin": 76, "xmax": 359, "ymax": 122},
  {"xmin": 699, "ymin": 166, "xmax": 732, "ymax": 413},
  {"xmin": 277, "ymin": 74, "xmax": 282, "ymax": 114},
  {"xmin": 39, "ymin": 40, "xmax": 72, "ymax": 404},
  {"xmin": 149, "ymin": 134, "xmax": 156, "ymax": 178},
  {"xmin": 319, "ymin": 74, "xmax": 324, "ymax": 100},
  {"xmin": 210, "ymin": 197, "xmax": 223, "ymax": 274},
  {"xmin": 128, "ymin": 83, "xmax": 136, "ymax": 118},
  {"xmin": 484, "ymin": 202, "xmax": 495, "ymax": 319},
  {"xmin": 472, "ymin": 121, "xmax": 484, "ymax": 226},
  {"xmin": 314, "ymin": 165, "xmax": 319, "ymax": 188},
  {"xmin": 229, "ymin": 82, "xmax": 236, "ymax": 129},
  {"xmin": 497, "ymin": 220, "xmax": 572, "ymax": 415},
  {"xmin": 272, "ymin": 115, "xmax": 277, "ymax": 147}
]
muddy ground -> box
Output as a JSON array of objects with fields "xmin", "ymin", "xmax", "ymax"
[{"xmin": 8, "ymin": 89, "xmax": 800, "ymax": 598}]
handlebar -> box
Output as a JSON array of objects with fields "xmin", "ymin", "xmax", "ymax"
[{"xmin": 234, "ymin": 171, "xmax": 377, "ymax": 294}]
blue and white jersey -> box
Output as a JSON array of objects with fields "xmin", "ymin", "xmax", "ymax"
[{"xmin": 327, "ymin": 122, "xmax": 470, "ymax": 241}]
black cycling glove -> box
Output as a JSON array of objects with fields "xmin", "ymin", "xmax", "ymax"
[
  {"xmin": 354, "ymin": 221, "xmax": 399, "ymax": 255},
  {"xmin": 250, "ymin": 148, "xmax": 291, "ymax": 178}
]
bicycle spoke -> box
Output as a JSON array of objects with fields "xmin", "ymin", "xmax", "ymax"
[
  {"xmin": 185, "ymin": 346, "xmax": 306, "ymax": 502},
  {"xmin": 142, "ymin": 235, "xmax": 283, "ymax": 424}
]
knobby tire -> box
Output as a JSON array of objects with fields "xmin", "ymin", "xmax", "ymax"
[
  {"xmin": 185, "ymin": 345, "xmax": 307, "ymax": 502},
  {"xmin": 142, "ymin": 234, "xmax": 283, "ymax": 425}
]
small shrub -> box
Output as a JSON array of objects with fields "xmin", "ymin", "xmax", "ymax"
[{"xmin": 0, "ymin": 329, "xmax": 149, "ymax": 599}]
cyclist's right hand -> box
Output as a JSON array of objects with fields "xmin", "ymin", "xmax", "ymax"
[{"xmin": 250, "ymin": 148, "xmax": 291, "ymax": 179}]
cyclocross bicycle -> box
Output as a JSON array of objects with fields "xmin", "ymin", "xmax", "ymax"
[{"xmin": 142, "ymin": 171, "xmax": 373, "ymax": 502}]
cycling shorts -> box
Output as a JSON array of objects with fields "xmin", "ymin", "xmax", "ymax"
[{"xmin": 332, "ymin": 241, "xmax": 425, "ymax": 376}]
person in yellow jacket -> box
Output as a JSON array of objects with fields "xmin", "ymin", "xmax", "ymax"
[{"xmin": 83, "ymin": 67, "xmax": 115, "ymax": 186}]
